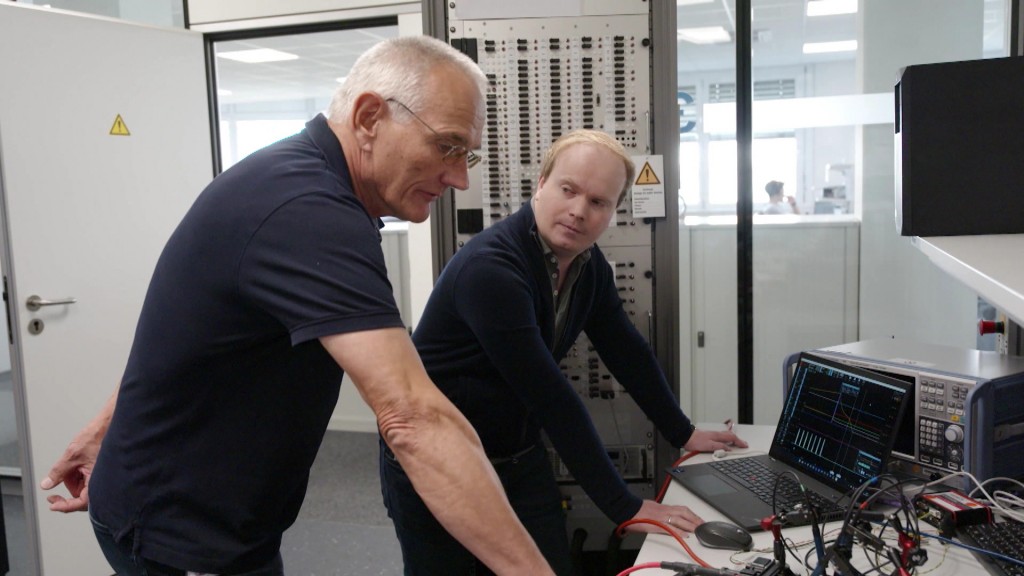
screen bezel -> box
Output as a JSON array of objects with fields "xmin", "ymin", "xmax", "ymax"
[{"xmin": 770, "ymin": 352, "xmax": 914, "ymax": 494}]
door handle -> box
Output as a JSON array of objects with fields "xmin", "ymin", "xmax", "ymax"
[{"xmin": 26, "ymin": 295, "xmax": 77, "ymax": 312}]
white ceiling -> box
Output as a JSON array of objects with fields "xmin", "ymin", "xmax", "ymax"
[
  {"xmin": 214, "ymin": 26, "xmax": 398, "ymax": 106},
  {"xmin": 676, "ymin": 0, "xmax": 857, "ymax": 73}
]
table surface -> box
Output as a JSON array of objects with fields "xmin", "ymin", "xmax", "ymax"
[{"xmin": 633, "ymin": 424, "xmax": 990, "ymax": 575}]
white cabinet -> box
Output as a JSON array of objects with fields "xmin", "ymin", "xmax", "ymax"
[{"xmin": 684, "ymin": 217, "xmax": 860, "ymax": 424}]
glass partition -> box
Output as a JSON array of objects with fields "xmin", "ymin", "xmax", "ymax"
[{"xmin": 678, "ymin": 0, "xmax": 1009, "ymax": 424}]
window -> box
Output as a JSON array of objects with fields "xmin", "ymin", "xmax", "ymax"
[
  {"xmin": 211, "ymin": 24, "xmax": 399, "ymax": 171},
  {"xmin": 677, "ymin": 79, "xmax": 799, "ymax": 214}
]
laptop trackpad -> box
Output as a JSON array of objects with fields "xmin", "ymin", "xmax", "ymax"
[{"xmin": 688, "ymin": 474, "xmax": 738, "ymax": 496}]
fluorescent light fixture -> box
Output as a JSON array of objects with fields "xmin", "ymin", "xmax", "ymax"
[
  {"xmin": 677, "ymin": 26, "xmax": 732, "ymax": 44},
  {"xmin": 802, "ymin": 40, "xmax": 858, "ymax": 54},
  {"xmin": 806, "ymin": 0, "xmax": 857, "ymax": 17},
  {"xmin": 217, "ymin": 89, "xmax": 232, "ymax": 96},
  {"xmin": 677, "ymin": 0, "xmax": 715, "ymax": 5},
  {"xmin": 217, "ymin": 48, "xmax": 299, "ymax": 63}
]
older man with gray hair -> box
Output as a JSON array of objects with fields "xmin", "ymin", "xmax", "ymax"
[{"xmin": 41, "ymin": 36, "xmax": 554, "ymax": 576}]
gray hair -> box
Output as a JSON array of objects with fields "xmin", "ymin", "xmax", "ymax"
[{"xmin": 328, "ymin": 36, "xmax": 487, "ymax": 125}]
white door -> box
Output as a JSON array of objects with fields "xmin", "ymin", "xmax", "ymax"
[{"xmin": 0, "ymin": 5, "xmax": 212, "ymax": 574}]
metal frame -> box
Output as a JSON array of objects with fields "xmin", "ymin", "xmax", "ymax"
[
  {"xmin": 423, "ymin": 0, "xmax": 457, "ymax": 279},
  {"xmin": 650, "ymin": 0, "xmax": 682, "ymax": 483},
  {"xmin": 735, "ymin": 0, "xmax": 754, "ymax": 423},
  {"xmin": 1013, "ymin": 0, "xmax": 1023, "ymax": 56}
]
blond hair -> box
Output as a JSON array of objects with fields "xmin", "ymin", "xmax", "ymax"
[{"xmin": 539, "ymin": 130, "xmax": 634, "ymax": 206}]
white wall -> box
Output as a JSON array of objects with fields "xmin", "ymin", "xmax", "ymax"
[{"xmin": 857, "ymin": 0, "xmax": 983, "ymax": 347}]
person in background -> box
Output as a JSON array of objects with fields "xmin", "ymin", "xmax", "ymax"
[
  {"xmin": 761, "ymin": 180, "xmax": 800, "ymax": 214},
  {"xmin": 39, "ymin": 35, "xmax": 554, "ymax": 576},
  {"xmin": 380, "ymin": 130, "xmax": 747, "ymax": 575}
]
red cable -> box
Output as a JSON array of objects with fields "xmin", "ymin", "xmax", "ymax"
[
  {"xmin": 616, "ymin": 518, "xmax": 713, "ymax": 568},
  {"xmin": 615, "ymin": 561, "xmax": 663, "ymax": 576},
  {"xmin": 621, "ymin": 451, "xmax": 711, "ymax": 572}
]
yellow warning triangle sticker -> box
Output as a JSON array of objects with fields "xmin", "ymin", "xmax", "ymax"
[
  {"xmin": 109, "ymin": 114, "xmax": 131, "ymax": 136},
  {"xmin": 635, "ymin": 161, "xmax": 660, "ymax": 185}
]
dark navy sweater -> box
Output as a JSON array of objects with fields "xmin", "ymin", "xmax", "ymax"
[{"xmin": 413, "ymin": 201, "xmax": 694, "ymax": 523}]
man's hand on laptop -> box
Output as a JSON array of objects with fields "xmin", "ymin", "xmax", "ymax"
[
  {"xmin": 684, "ymin": 428, "xmax": 749, "ymax": 453},
  {"xmin": 626, "ymin": 500, "xmax": 703, "ymax": 535}
]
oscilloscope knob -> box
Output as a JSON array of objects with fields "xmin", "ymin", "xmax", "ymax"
[{"xmin": 944, "ymin": 424, "xmax": 964, "ymax": 443}]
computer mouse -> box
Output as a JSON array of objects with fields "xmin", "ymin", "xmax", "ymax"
[{"xmin": 694, "ymin": 520, "xmax": 753, "ymax": 551}]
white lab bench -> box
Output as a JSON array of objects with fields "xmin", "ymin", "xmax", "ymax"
[{"xmin": 633, "ymin": 424, "xmax": 989, "ymax": 575}]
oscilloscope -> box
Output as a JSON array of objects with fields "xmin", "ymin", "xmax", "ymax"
[{"xmin": 787, "ymin": 339, "xmax": 1024, "ymax": 487}]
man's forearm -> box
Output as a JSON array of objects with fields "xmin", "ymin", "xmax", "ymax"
[
  {"xmin": 381, "ymin": 405, "xmax": 554, "ymax": 575},
  {"xmin": 321, "ymin": 329, "xmax": 554, "ymax": 574}
]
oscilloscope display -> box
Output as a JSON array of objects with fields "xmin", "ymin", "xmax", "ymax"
[{"xmin": 773, "ymin": 355, "xmax": 912, "ymax": 491}]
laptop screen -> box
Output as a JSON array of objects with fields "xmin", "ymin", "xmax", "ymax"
[{"xmin": 769, "ymin": 353, "xmax": 912, "ymax": 495}]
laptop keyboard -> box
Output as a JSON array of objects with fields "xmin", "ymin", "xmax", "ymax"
[
  {"xmin": 708, "ymin": 458, "xmax": 846, "ymax": 524},
  {"xmin": 958, "ymin": 521, "xmax": 1024, "ymax": 576}
]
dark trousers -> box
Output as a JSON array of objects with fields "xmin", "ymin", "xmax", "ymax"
[
  {"xmin": 379, "ymin": 437, "xmax": 572, "ymax": 576},
  {"xmin": 90, "ymin": 512, "xmax": 284, "ymax": 576}
]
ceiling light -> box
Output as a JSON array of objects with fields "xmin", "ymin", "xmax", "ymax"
[
  {"xmin": 802, "ymin": 40, "xmax": 858, "ymax": 54},
  {"xmin": 217, "ymin": 48, "xmax": 299, "ymax": 63},
  {"xmin": 806, "ymin": 0, "xmax": 857, "ymax": 17},
  {"xmin": 677, "ymin": 26, "xmax": 732, "ymax": 45},
  {"xmin": 217, "ymin": 89, "xmax": 232, "ymax": 96},
  {"xmin": 677, "ymin": 0, "xmax": 715, "ymax": 5},
  {"xmin": 335, "ymin": 76, "xmax": 347, "ymax": 84}
]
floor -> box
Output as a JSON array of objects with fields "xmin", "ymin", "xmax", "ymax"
[{"xmin": 1, "ymin": 430, "xmax": 404, "ymax": 576}]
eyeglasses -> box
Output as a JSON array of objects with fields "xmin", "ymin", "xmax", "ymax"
[{"xmin": 386, "ymin": 98, "xmax": 481, "ymax": 169}]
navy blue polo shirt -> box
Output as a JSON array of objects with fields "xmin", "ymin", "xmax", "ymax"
[{"xmin": 89, "ymin": 114, "xmax": 404, "ymax": 572}]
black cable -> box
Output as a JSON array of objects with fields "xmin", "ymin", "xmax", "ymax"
[
  {"xmin": 772, "ymin": 469, "xmax": 829, "ymax": 569},
  {"xmin": 570, "ymin": 528, "xmax": 587, "ymax": 576},
  {"xmin": 813, "ymin": 475, "xmax": 890, "ymax": 576},
  {"xmin": 770, "ymin": 471, "xmax": 813, "ymax": 572},
  {"xmin": 857, "ymin": 522, "xmax": 890, "ymax": 576},
  {"xmin": 781, "ymin": 536, "xmax": 805, "ymax": 569},
  {"xmin": 770, "ymin": 470, "xmax": 787, "ymax": 517},
  {"xmin": 843, "ymin": 475, "xmax": 926, "ymax": 576},
  {"xmin": 605, "ymin": 527, "xmax": 623, "ymax": 576},
  {"xmin": 803, "ymin": 545, "xmax": 817, "ymax": 570},
  {"xmin": 774, "ymin": 472, "xmax": 925, "ymax": 576}
]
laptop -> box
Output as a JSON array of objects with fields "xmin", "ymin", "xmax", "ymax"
[{"xmin": 669, "ymin": 352, "xmax": 912, "ymax": 531}]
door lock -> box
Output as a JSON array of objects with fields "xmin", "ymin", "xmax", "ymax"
[{"xmin": 28, "ymin": 318, "xmax": 44, "ymax": 335}]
